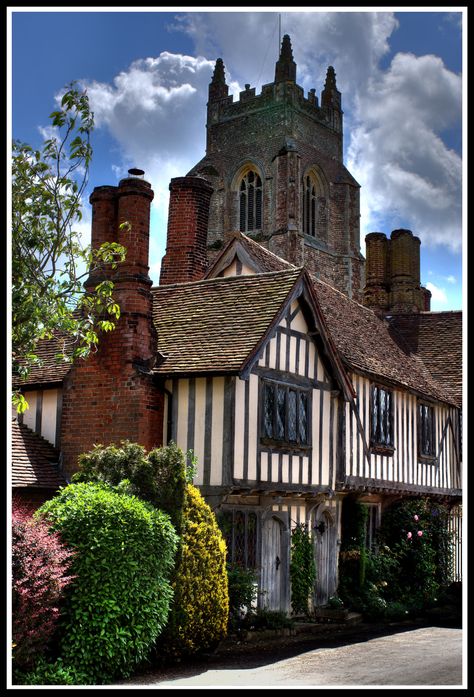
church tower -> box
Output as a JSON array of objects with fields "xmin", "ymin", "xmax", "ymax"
[{"xmin": 188, "ymin": 34, "xmax": 365, "ymax": 300}]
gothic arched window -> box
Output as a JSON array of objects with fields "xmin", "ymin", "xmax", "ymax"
[
  {"xmin": 303, "ymin": 175, "xmax": 318, "ymax": 237},
  {"xmin": 239, "ymin": 170, "xmax": 262, "ymax": 232}
]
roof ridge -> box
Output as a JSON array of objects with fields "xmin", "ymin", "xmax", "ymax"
[
  {"xmin": 238, "ymin": 232, "xmax": 296, "ymax": 267},
  {"xmin": 151, "ymin": 266, "xmax": 301, "ymax": 292}
]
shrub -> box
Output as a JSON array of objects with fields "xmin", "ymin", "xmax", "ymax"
[
  {"xmin": 377, "ymin": 498, "xmax": 452, "ymax": 606},
  {"xmin": 37, "ymin": 482, "xmax": 178, "ymax": 683},
  {"xmin": 14, "ymin": 658, "xmax": 88, "ymax": 686},
  {"xmin": 290, "ymin": 523, "xmax": 316, "ymax": 615},
  {"xmin": 226, "ymin": 564, "xmax": 258, "ymax": 629},
  {"xmin": 12, "ymin": 501, "xmax": 75, "ymax": 673},
  {"xmin": 158, "ymin": 484, "xmax": 229, "ymax": 658},
  {"xmin": 249, "ymin": 609, "xmax": 294, "ymax": 630},
  {"xmin": 72, "ymin": 441, "xmax": 188, "ymax": 534}
]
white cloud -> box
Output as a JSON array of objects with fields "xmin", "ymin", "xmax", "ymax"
[
  {"xmin": 425, "ymin": 282, "xmax": 448, "ymax": 305},
  {"xmin": 347, "ymin": 50, "xmax": 462, "ymax": 251},
  {"xmin": 72, "ymin": 11, "xmax": 461, "ymax": 277}
]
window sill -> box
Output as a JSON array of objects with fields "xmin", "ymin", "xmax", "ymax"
[
  {"xmin": 418, "ymin": 454, "xmax": 438, "ymax": 465},
  {"xmin": 260, "ymin": 438, "xmax": 311, "ymax": 453},
  {"xmin": 370, "ymin": 444, "xmax": 395, "ymax": 456}
]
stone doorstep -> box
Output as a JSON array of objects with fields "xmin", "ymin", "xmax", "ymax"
[
  {"xmin": 220, "ymin": 613, "xmax": 364, "ymax": 648},
  {"xmin": 313, "ymin": 609, "xmax": 363, "ymax": 624}
]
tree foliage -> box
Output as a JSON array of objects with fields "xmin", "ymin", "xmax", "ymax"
[{"xmin": 11, "ymin": 82, "xmax": 126, "ymax": 412}]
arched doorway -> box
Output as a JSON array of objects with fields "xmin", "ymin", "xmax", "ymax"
[
  {"xmin": 260, "ymin": 512, "xmax": 290, "ymax": 612},
  {"xmin": 312, "ymin": 505, "xmax": 337, "ymax": 606}
]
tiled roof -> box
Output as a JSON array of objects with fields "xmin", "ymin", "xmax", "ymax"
[
  {"xmin": 387, "ymin": 312, "xmax": 462, "ymax": 408},
  {"xmin": 151, "ymin": 269, "xmax": 304, "ymax": 375},
  {"xmin": 12, "ymin": 334, "xmax": 73, "ymax": 388},
  {"xmin": 13, "ymin": 236, "xmax": 460, "ymax": 408},
  {"xmin": 313, "ymin": 280, "xmax": 455, "ymax": 405},
  {"xmin": 11, "ymin": 420, "xmax": 65, "ymax": 489},
  {"xmin": 204, "ymin": 237, "xmax": 458, "ymax": 406}
]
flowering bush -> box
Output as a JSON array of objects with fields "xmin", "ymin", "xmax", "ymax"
[
  {"xmin": 12, "ymin": 500, "xmax": 75, "ymax": 672},
  {"xmin": 338, "ymin": 497, "xmax": 453, "ymax": 619}
]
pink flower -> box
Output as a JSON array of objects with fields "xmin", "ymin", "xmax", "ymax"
[
  {"xmin": 407, "ymin": 532, "xmax": 412, "ymax": 539},
  {"xmin": 417, "ymin": 530, "xmax": 423, "ymax": 537},
  {"xmin": 414, "ymin": 515, "xmax": 419, "ymax": 521}
]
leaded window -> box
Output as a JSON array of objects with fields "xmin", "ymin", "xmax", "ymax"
[
  {"xmin": 239, "ymin": 170, "xmax": 262, "ymax": 232},
  {"xmin": 262, "ymin": 380, "xmax": 310, "ymax": 447},
  {"xmin": 370, "ymin": 385, "xmax": 393, "ymax": 449},
  {"xmin": 218, "ymin": 509, "xmax": 258, "ymax": 569},
  {"xmin": 418, "ymin": 402, "xmax": 435, "ymax": 458}
]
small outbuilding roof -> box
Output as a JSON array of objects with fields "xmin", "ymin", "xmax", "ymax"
[{"xmin": 11, "ymin": 419, "xmax": 65, "ymax": 490}]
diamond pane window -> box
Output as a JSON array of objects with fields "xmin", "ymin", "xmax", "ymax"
[
  {"xmin": 288, "ymin": 390, "xmax": 297, "ymax": 442},
  {"xmin": 276, "ymin": 386, "xmax": 286, "ymax": 439},
  {"xmin": 263, "ymin": 383, "xmax": 274, "ymax": 438},
  {"xmin": 261, "ymin": 380, "xmax": 311, "ymax": 448},
  {"xmin": 299, "ymin": 392, "xmax": 308, "ymax": 444},
  {"xmin": 418, "ymin": 402, "xmax": 435, "ymax": 457},
  {"xmin": 370, "ymin": 385, "xmax": 394, "ymax": 448}
]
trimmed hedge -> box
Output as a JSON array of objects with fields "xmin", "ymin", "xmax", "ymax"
[{"xmin": 37, "ymin": 482, "xmax": 178, "ymax": 683}]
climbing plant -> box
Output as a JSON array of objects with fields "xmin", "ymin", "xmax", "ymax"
[{"xmin": 289, "ymin": 523, "xmax": 316, "ymax": 616}]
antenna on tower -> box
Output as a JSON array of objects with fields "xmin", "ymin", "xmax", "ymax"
[{"xmin": 278, "ymin": 13, "xmax": 281, "ymax": 53}]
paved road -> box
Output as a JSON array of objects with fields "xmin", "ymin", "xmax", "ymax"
[{"xmin": 125, "ymin": 626, "xmax": 463, "ymax": 687}]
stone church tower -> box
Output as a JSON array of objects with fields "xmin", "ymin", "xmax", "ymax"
[{"xmin": 187, "ymin": 34, "xmax": 365, "ymax": 300}]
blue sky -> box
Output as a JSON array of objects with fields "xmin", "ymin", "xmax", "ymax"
[{"xmin": 9, "ymin": 7, "xmax": 465, "ymax": 310}]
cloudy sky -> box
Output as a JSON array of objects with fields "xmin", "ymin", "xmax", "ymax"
[{"xmin": 9, "ymin": 7, "xmax": 465, "ymax": 310}]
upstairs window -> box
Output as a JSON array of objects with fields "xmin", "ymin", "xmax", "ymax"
[
  {"xmin": 303, "ymin": 175, "xmax": 318, "ymax": 237},
  {"xmin": 261, "ymin": 380, "xmax": 310, "ymax": 448},
  {"xmin": 370, "ymin": 385, "xmax": 393, "ymax": 449},
  {"xmin": 239, "ymin": 170, "xmax": 262, "ymax": 232},
  {"xmin": 418, "ymin": 402, "xmax": 435, "ymax": 458}
]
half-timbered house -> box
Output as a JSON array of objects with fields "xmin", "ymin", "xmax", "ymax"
[{"xmin": 11, "ymin": 34, "xmax": 463, "ymax": 610}]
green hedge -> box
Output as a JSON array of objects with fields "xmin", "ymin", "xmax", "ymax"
[{"xmin": 37, "ymin": 482, "xmax": 178, "ymax": 683}]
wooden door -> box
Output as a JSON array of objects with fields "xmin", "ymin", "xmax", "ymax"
[
  {"xmin": 313, "ymin": 509, "xmax": 337, "ymax": 606},
  {"xmin": 261, "ymin": 515, "xmax": 284, "ymax": 610}
]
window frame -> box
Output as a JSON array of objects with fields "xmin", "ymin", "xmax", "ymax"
[
  {"xmin": 303, "ymin": 174, "xmax": 318, "ymax": 237},
  {"xmin": 239, "ymin": 170, "xmax": 263, "ymax": 233},
  {"xmin": 218, "ymin": 508, "xmax": 259, "ymax": 569},
  {"xmin": 417, "ymin": 400, "xmax": 436, "ymax": 460},
  {"xmin": 370, "ymin": 384, "xmax": 394, "ymax": 453},
  {"xmin": 260, "ymin": 378, "xmax": 312, "ymax": 451}
]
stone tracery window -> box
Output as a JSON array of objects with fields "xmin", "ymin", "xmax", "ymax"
[
  {"xmin": 303, "ymin": 174, "xmax": 318, "ymax": 237},
  {"xmin": 302, "ymin": 171, "xmax": 327, "ymax": 241},
  {"xmin": 239, "ymin": 170, "xmax": 262, "ymax": 232}
]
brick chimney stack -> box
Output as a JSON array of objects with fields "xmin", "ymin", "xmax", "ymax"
[
  {"xmin": 60, "ymin": 169, "xmax": 164, "ymax": 477},
  {"xmin": 363, "ymin": 229, "xmax": 431, "ymax": 315},
  {"xmin": 159, "ymin": 176, "xmax": 213, "ymax": 285}
]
